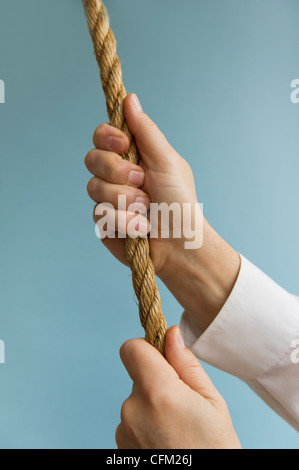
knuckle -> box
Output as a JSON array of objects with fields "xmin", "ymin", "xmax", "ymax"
[
  {"xmin": 93, "ymin": 204, "xmax": 99, "ymax": 222},
  {"xmin": 107, "ymin": 159, "xmax": 120, "ymax": 181},
  {"xmin": 115, "ymin": 423, "xmax": 122, "ymax": 448},
  {"xmin": 87, "ymin": 177, "xmax": 98, "ymax": 197},
  {"xmin": 122, "ymin": 185, "xmax": 132, "ymax": 200},
  {"xmin": 115, "ymin": 423, "xmax": 128, "ymax": 449},
  {"xmin": 120, "ymin": 398, "xmax": 131, "ymax": 424},
  {"xmin": 93, "ymin": 123, "xmax": 108, "ymax": 146},
  {"xmin": 122, "ymin": 185, "xmax": 138, "ymax": 203},
  {"xmin": 119, "ymin": 339, "xmax": 144, "ymax": 367},
  {"xmin": 119, "ymin": 339, "xmax": 136, "ymax": 362},
  {"xmin": 93, "ymin": 203, "xmax": 107, "ymax": 223},
  {"xmin": 85, "ymin": 149, "xmax": 97, "ymax": 170},
  {"xmin": 120, "ymin": 398, "xmax": 139, "ymax": 441}
]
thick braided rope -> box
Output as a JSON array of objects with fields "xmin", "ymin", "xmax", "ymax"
[{"xmin": 83, "ymin": 0, "xmax": 168, "ymax": 354}]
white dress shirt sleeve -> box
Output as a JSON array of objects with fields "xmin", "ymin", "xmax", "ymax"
[{"xmin": 180, "ymin": 255, "xmax": 299, "ymax": 431}]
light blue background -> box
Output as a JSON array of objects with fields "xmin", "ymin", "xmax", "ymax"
[{"xmin": 0, "ymin": 0, "xmax": 298, "ymax": 449}]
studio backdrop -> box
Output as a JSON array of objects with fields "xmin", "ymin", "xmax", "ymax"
[{"xmin": 0, "ymin": 0, "xmax": 299, "ymax": 449}]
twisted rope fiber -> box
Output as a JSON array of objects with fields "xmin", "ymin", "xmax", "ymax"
[{"xmin": 83, "ymin": 0, "xmax": 168, "ymax": 354}]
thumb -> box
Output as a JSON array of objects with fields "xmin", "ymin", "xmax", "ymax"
[
  {"xmin": 165, "ymin": 326, "xmax": 222, "ymax": 401},
  {"xmin": 123, "ymin": 94, "xmax": 178, "ymax": 170}
]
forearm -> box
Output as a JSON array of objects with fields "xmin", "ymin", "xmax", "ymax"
[{"xmin": 159, "ymin": 220, "xmax": 241, "ymax": 331}]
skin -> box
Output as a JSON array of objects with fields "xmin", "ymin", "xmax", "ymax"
[
  {"xmin": 85, "ymin": 93, "xmax": 242, "ymax": 448},
  {"xmin": 116, "ymin": 327, "xmax": 241, "ymax": 449}
]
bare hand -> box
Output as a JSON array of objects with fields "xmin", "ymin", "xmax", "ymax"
[{"xmin": 116, "ymin": 326, "xmax": 241, "ymax": 449}]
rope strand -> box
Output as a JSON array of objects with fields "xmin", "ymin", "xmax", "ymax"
[{"xmin": 83, "ymin": 0, "xmax": 168, "ymax": 354}]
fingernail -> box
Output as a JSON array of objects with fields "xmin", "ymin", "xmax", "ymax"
[
  {"xmin": 176, "ymin": 328, "xmax": 185, "ymax": 349},
  {"xmin": 135, "ymin": 196, "xmax": 150, "ymax": 210},
  {"xmin": 129, "ymin": 170, "xmax": 145, "ymax": 186},
  {"xmin": 132, "ymin": 94, "xmax": 142, "ymax": 112},
  {"xmin": 107, "ymin": 136, "xmax": 125, "ymax": 152}
]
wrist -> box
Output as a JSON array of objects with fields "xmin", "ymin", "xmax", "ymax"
[{"xmin": 158, "ymin": 220, "xmax": 241, "ymax": 331}]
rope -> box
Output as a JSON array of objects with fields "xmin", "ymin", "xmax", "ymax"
[{"xmin": 83, "ymin": 0, "xmax": 168, "ymax": 354}]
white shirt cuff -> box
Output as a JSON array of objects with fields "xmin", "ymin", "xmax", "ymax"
[{"xmin": 180, "ymin": 254, "xmax": 299, "ymax": 381}]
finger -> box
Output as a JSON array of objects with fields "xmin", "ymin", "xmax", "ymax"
[
  {"xmin": 93, "ymin": 123, "xmax": 131, "ymax": 154},
  {"xmin": 94, "ymin": 206, "xmax": 151, "ymax": 238},
  {"xmin": 87, "ymin": 177, "xmax": 150, "ymax": 208},
  {"xmin": 93, "ymin": 203, "xmax": 148, "ymax": 224},
  {"xmin": 92, "ymin": 202, "xmax": 149, "ymax": 267},
  {"xmin": 119, "ymin": 338, "xmax": 178, "ymax": 389},
  {"xmin": 165, "ymin": 326, "xmax": 221, "ymax": 402},
  {"xmin": 85, "ymin": 149, "xmax": 145, "ymax": 187}
]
